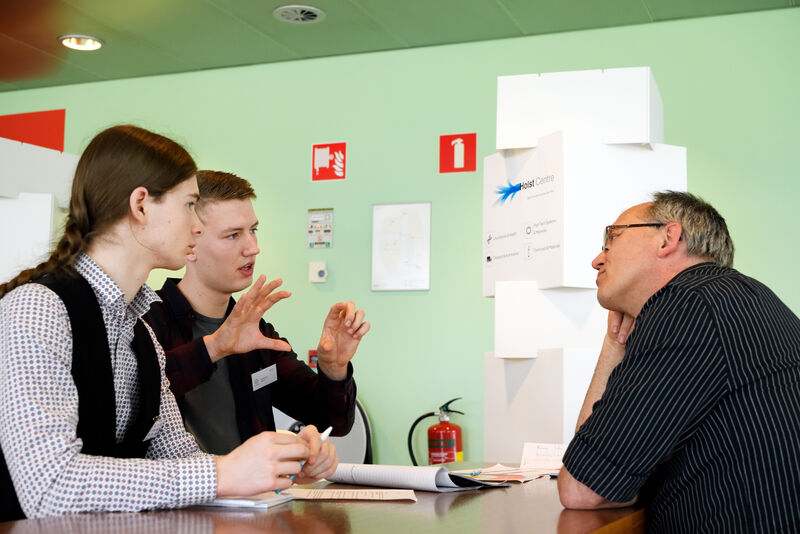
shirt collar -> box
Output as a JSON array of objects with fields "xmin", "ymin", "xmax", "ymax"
[{"xmin": 73, "ymin": 252, "xmax": 160, "ymax": 318}]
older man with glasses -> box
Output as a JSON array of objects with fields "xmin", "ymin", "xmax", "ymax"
[{"xmin": 557, "ymin": 191, "xmax": 800, "ymax": 533}]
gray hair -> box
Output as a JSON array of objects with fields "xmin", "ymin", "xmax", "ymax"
[{"xmin": 647, "ymin": 191, "xmax": 734, "ymax": 267}]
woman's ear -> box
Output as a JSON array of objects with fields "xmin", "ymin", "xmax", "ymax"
[{"xmin": 129, "ymin": 186, "xmax": 149, "ymax": 224}]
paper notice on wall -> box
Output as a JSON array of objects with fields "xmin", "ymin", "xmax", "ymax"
[
  {"xmin": 371, "ymin": 202, "xmax": 430, "ymax": 291},
  {"xmin": 307, "ymin": 208, "xmax": 333, "ymax": 248}
]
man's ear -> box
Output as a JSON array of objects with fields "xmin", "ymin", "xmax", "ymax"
[
  {"xmin": 129, "ymin": 186, "xmax": 150, "ymax": 224},
  {"xmin": 657, "ymin": 222, "xmax": 683, "ymax": 258}
]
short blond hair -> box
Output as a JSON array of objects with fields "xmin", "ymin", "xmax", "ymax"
[{"xmin": 648, "ymin": 191, "xmax": 734, "ymax": 267}]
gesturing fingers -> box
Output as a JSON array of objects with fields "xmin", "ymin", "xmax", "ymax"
[
  {"xmin": 352, "ymin": 320, "xmax": 370, "ymax": 339},
  {"xmin": 259, "ymin": 337, "xmax": 292, "ymax": 352}
]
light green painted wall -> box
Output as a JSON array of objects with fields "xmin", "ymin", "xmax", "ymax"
[{"xmin": 1, "ymin": 8, "xmax": 798, "ymax": 465}]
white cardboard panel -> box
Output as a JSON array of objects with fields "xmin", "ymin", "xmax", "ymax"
[
  {"xmin": 494, "ymin": 280, "xmax": 606, "ymax": 359},
  {"xmin": 496, "ymin": 67, "xmax": 663, "ymax": 150},
  {"xmin": 483, "ymin": 348, "xmax": 598, "ymax": 463},
  {"xmin": 0, "ymin": 137, "xmax": 77, "ymax": 209},
  {"xmin": 0, "ymin": 193, "xmax": 54, "ymax": 283},
  {"xmin": 557, "ymin": 348, "xmax": 598, "ymax": 443},
  {"xmin": 561, "ymin": 132, "xmax": 687, "ymax": 287},
  {"xmin": 483, "ymin": 131, "xmax": 686, "ymax": 293}
]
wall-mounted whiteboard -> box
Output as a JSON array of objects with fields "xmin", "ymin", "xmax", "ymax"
[{"xmin": 371, "ymin": 202, "xmax": 430, "ymax": 291}]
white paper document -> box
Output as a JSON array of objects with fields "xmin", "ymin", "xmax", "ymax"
[
  {"xmin": 287, "ymin": 488, "xmax": 417, "ymax": 502},
  {"xmin": 520, "ymin": 442, "xmax": 567, "ymax": 471},
  {"xmin": 328, "ymin": 463, "xmax": 508, "ymax": 492},
  {"xmin": 201, "ymin": 492, "xmax": 293, "ymax": 509},
  {"xmin": 451, "ymin": 463, "xmax": 549, "ymax": 483},
  {"xmin": 371, "ymin": 202, "xmax": 431, "ymax": 291}
]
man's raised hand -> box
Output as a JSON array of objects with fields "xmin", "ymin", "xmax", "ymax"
[
  {"xmin": 204, "ymin": 276, "xmax": 292, "ymax": 362},
  {"xmin": 316, "ymin": 301, "xmax": 370, "ymax": 380}
]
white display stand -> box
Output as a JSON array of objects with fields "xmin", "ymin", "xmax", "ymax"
[
  {"xmin": 483, "ymin": 130, "xmax": 686, "ymax": 294},
  {"xmin": 496, "ymin": 67, "xmax": 663, "ymax": 149},
  {"xmin": 0, "ymin": 138, "xmax": 78, "ymax": 283},
  {"xmin": 0, "ymin": 137, "xmax": 78, "ymax": 209},
  {"xmin": 0, "ymin": 193, "xmax": 55, "ymax": 283},
  {"xmin": 483, "ymin": 348, "xmax": 596, "ymax": 463},
  {"xmin": 482, "ymin": 67, "xmax": 687, "ymax": 460},
  {"xmin": 494, "ymin": 281, "xmax": 604, "ymax": 359}
]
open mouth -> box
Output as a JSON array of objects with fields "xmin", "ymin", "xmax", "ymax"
[{"xmin": 239, "ymin": 263, "xmax": 254, "ymax": 276}]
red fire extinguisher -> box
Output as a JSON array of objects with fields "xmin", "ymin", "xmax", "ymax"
[{"xmin": 408, "ymin": 398, "xmax": 464, "ymax": 466}]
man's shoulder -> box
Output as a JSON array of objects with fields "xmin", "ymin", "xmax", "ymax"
[
  {"xmin": 657, "ymin": 263, "xmax": 752, "ymax": 304},
  {"xmin": 153, "ymin": 278, "xmax": 197, "ymax": 315},
  {"xmin": 670, "ymin": 263, "xmax": 777, "ymax": 305}
]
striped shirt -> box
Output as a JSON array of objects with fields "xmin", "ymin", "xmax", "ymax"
[
  {"xmin": 0, "ymin": 253, "xmax": 216, "ymax": 517},
  {"xmin": 563, "ymin": 263, "xmax": 800, "ymax": 533}
]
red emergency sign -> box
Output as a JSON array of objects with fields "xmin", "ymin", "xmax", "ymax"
[
  {"xmin": 312, "ymin": 142, "xmax": 347, "ymax": 181},
  {"xmin": 439, "ymin": 133, "xmax": 476, "ymax": 173}
]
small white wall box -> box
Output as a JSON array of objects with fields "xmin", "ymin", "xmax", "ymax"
[{"xmin": 309, "ymin": 261, "xmax": 327, "ymax": 283}]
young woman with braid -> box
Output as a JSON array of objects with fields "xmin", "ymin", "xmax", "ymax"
[{"xmin": 0, "ymin": 125, "xmax": 322, "ymax": 520}]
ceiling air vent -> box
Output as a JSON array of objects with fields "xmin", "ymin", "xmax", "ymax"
[{"xmin": 273, "ymin": 5, "xmax": 326, "ymax": 24}]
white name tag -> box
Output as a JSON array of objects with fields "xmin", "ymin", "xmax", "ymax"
[
  {"xmin": 252, "ymin": 364, "xmax": 277, "ymax": 391},
  {"xmin": 144, "ymin": 416, "xmax": 163, "ymax": 441}
]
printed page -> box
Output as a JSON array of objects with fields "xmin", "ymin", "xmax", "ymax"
[
  {"xmin": 520, "ymin": 442, "xmax": 567, "ymax": 471},
  {"xmin": 451, "ymin": 463, "xmax": 548, "ymax": 483},
  {"xmin": 286, "ymin": 488, "xmax": 417, "ymax": 502}
]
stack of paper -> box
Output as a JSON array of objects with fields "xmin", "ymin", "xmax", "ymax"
[
  {"xmin": 327, "ymin": 463, "xmax": 508, "ymax": 492},
  {"xmin": 201, "ymin": 492, "xmax": 293, "ymax": 509}
]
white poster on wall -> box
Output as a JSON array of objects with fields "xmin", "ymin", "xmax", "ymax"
[{"xmin": 371, "ymin": 202, "xmax": 431, "ymax": 291}]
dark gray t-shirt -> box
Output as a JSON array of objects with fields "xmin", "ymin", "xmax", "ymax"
[{"xmin": 180, "ymin": 312, "xmax": 242, "ymax": 455}]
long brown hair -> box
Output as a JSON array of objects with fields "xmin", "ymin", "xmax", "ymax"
[{"xmin": 0, "ymin": 125, "xmax": 197, "ymax": 298}]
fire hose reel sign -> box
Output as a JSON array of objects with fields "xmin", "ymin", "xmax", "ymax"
[{"xmin": 312, "ymin": 142, "xmax": 347, "ymax": 181}]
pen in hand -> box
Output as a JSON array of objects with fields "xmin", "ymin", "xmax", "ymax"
[{"xmin": 276, "ymin": 425, "xmax": 333, "ymax": 494}]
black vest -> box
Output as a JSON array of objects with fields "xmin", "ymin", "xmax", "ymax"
[{"xmin": 0, "ymin": 271, "xmax": 162, "ymax": 521}]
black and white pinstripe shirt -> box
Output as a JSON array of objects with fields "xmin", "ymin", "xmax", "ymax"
[{"xmin": 563, "ymin": 262, "xmax": 800, "ymax": 533}]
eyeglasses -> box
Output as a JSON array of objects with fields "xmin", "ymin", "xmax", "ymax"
[{"xmin": 602, "ymin": 223, "xmax": 665, "ymax": 251}]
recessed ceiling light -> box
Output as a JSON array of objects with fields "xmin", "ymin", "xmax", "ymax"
[
  {"xmin": 59, "ymin": 34, "xmax": 103, "ymax": 51},
  {"xmin": 273, "ymin": 4, "xmax": 326, "ymax": 24}
]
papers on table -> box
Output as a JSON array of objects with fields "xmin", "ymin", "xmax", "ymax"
[
  {"xmin": 451, "ymin": 463, "xmax": 550, "ymax": 483},
  {"xmin": 286, "ymin": 488, "xmax": 417, "ymax": 502},
  {"xmin": 520, "ymin": 442, "xmax": 567, "ymax": 473},
  {"xmin": 200, "ymin": 491, "xmax": 293, "ymax": 509},
  {"xmin": 327, "ymin": 463, "xmax": 508, "ymax": 492}
]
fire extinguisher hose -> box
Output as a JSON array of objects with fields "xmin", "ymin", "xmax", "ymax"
[{"xmin": 407, "ymin": 412, "xmax": 436, "ymax": 466}]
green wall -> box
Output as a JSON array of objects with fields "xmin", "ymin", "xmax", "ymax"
[{"xmin": 1, "ymin": 8, "xmax": 798, "ymax": 465}]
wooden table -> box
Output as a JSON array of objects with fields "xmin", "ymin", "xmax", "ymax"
[{"xmin": 0, "ymin": 469, "xmax": 643, "ymax": 533}]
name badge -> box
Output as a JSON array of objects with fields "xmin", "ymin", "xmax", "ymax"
[
  {"xmin": 144, "ymin": 416, "xmax": 163, "ymax": 441},
  {"xmin": 252, "ymin": 364, "xmax": 277, "ymax": 391}
]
